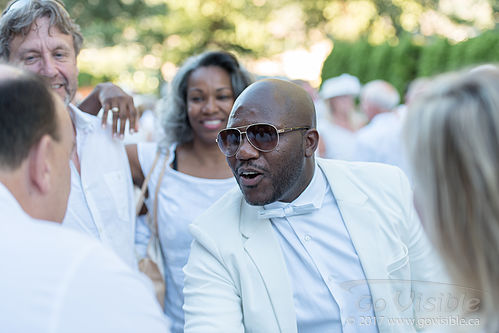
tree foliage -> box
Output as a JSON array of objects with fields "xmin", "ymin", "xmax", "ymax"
[
  {"xmin": 321, "ymin": 29, "xmax": 499, "ymax": 94},
  {"xmin": 0, "ymin": 0, "xmax": 495, "ymax": 93}
]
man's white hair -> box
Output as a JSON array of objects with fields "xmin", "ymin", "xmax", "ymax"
[{"xmin": 361, "ymin": 80, "xmax": 400, "ymax": 111}]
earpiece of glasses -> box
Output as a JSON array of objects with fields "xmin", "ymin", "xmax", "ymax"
[{"xmin": 216, "ymin": 123, "xmax": 309, "ymax": 157}]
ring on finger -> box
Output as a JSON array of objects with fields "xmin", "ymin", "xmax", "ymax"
[{"xmin": 111, "ymin": 106, "xmax": 119, "ymax": 113}]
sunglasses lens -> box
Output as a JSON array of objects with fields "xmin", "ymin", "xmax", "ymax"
[
  {"xmin": 247, "ymin": 124, "xmax": 278, "ymax": 152},
  {"xmin": 217, "ymin": 129, "xmax": 240, "ymax": 156}
]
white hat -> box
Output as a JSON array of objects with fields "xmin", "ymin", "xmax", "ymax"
[{"xmin": 320, "ymin": 73, "xmax": 361, "ymax": 99}]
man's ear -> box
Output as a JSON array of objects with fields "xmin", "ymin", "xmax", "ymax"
[
  {"xmin": 304, "ymin": 129, "xmax": 319, "ymax": 158},
  {"xmin": 28, "ymin": 135, "xmax": 53, "ymax": 195}
]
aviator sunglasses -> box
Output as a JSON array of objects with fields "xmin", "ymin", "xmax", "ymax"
[{"xmin": 216, "ymin": 123, "xmax": 310, "ymax": 157}]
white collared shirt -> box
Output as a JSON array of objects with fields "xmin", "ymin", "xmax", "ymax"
[
  {"xmin": 63, "ymin": 105, "xmax": 137, "ymax": 269},
  {"xmin": 265, "ymin": 165, "xmax": 378, "ymax": 333},
  {"xmin": 0, "ymin": 183, "xmax": 170, "ymax": 332},
  {"xmin": 318, "ymin": 120, "xmax": 357, "ymax": 160},
  {"xmin": 354, "ymin": 109, "xmax": 410, "ymax": 177}
]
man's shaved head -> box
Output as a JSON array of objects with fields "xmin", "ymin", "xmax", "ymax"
[
  {"xmin": 225, "ymin": 79, "xmax": 319, "ymax": 205},
  {"xmin": 229, "ymin": 79, "xmax": 317, "ymax": 129}
]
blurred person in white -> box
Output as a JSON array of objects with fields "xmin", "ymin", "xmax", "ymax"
[
  {"xmin": 292, "ymin": 79, "xmax": 329, "ymax": 121},
  {"xmin": 126, "ymin": 50, "xmax": 253, "ymax": 332},
  {"xmin": 353, "ymin": 79, "xmax": 429, "ymax": 177},
  {"xmin": 137, "ymin": 94, "xmax": 162, "ymax": 142},
  {"xmin": 0, "ymin": 0, "xmax": 138, "ymax": 268},
  {"xmin": 0, "ymin": 64, "xmax": 169, "ymax": 333},
  {"xmin": 404, "ymin": 67, "xmax": 499, "ymax": 332},
  {"xmin": 353, "ymin": 80, "xmax": 405, "ymax": 170},
  {"xmin": 359, "ymin": 80, "xmax": 400, "ymax": 124},
  {"xmin": 317, "ymin": 73, "xmax": 361, "ymax": 160},
  {"xmin": 124, "ymin": 94, "xmax": 162, "ymax": 144}
]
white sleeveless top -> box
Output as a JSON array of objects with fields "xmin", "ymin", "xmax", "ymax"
[{"xmin": 137, "ymin": 142, "xmax": 236, "ymax": 333}]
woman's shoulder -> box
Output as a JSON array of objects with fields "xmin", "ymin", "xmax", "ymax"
[{"xmin": 137, "ymin": 142, "xmax": 174, "ymax": 176}]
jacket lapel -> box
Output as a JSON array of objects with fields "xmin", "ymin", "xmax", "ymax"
[
  {"xmin": 317, "ymin": 160, "xmax": 391, "ymax": 311},
  {"xmin": 240, "ymin": 202, "xmax": 298, "ymax": 333}
]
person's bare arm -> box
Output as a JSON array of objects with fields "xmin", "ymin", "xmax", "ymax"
[
  {"xmin": 78, "ymin": 82, "xmax": 138, "ymax": 137},
  {"xmin": 125, "ymin": 144, "xmax": 145, "ymax": 188}
]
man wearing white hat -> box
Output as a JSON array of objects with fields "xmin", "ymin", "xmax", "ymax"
[{"xmin": 317, "ymin": 73, "xmax": 361, "ymax": 160}]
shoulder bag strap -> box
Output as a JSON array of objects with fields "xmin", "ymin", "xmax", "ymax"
[
  {"xmin": 153, "ymin": 152, "xmax": 168, "ymax": 237},
  {"xmin": 150, "ymin": 150, "xmax": 169, "ymax": 262},
  {"xmin": 135, "ymin": 149, "xmax": 161, "ymax": 216}
]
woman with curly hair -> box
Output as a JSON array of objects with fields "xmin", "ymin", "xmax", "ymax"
[{"xmin": 127, "ymin": 50, "xmax": 253, "ymax": 332}]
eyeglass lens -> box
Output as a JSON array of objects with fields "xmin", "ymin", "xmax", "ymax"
[
  {"xmin": 217, "ymin": 124, "xmax": 279, "ymax": 157},
  {"xmin": 246, "ymin": 124, "xmax": 278, "ymax": 152},
  {"xmin": 217, "ymin": 129, "xmax": 241, "ymax": 156}
]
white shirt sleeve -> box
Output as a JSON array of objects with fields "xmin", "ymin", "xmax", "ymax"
[{"xmin": 53, "ymin": 244, "xmax": 170, "ymax": 333}]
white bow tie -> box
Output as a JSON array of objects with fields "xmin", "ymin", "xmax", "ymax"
[{"xmin": 258, "ymin": 203, "xmax": 318, "ymax": 219}]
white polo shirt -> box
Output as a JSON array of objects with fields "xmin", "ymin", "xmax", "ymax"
[{"xmin": 0, "ymin": 183, "xmax": 170, "ymax": 333}]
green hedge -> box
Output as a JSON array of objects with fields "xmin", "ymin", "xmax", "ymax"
[{"xmin": 321, "ymin": 30, "xmax": 499, "ymax": 94}]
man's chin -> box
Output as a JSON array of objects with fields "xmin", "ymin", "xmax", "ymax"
[
  {"xmin": 241, "ymin": 191, "xmax": 275, "ymax": 206},
  {"xmin": 52, "ymin": 89, "xmax": 68, "ymax": 102},
  {"xmin": 236, "ymin": 178, "xmax": 277, "ymax": 206},
  {"xmin": 52, "ymin": 87, "xmax": 74, "ymax": 105}
]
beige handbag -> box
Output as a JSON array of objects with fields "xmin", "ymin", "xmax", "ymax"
[{"xmin": 136, "ymin": 150, "xmax": 168, "ymax": 309}]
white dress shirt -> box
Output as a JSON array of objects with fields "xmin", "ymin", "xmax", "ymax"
[
  {"xmin": 0, "ymin": 183, "xmax": 170, "ymax": 333},
  {"xmin": 63, "ymin": 105, "xmax": 137, "ymax": 269},
  {"xmin": 138, "ymin": 142, "xmax": 236, "ymax": 333},
  {"xmin": 353, "ymin": 109, "xmax": 410, "ymax": 177},
  {"xmin": 318, "ymin": 120, "xmax": 357, "ymax": 160},
  {"xmin": 265, "ymin": 165, "xmax": 378, "ymax": 333}
]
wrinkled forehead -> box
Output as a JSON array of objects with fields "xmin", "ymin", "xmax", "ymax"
[{"xmin": 9, "ymin": 17, "xmax": 71, "ymax": 50}]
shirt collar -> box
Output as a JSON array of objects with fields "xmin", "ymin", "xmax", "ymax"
[
  {"xmin": 68, "ymin": 104, "xmax": 95, "ymax": 133},
  {"xmin": 0, "ymin": 182, "xmax": 63, "ymax": 228},
  {"xmin": 0, "ymin": 182, "xmax": 28, "ymax": 219}
]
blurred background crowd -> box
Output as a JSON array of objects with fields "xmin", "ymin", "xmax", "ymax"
[
  {"xmin": 4, "ymin": 0, "xmax": 491, "ymax": 174},
  {"xmin": 0, "ymin": 0, "xmax": 496, "ymax": 118}
]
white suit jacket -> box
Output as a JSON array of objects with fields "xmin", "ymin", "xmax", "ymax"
[{"xmin": 183, "ymin": 159, "xmax": 448, "ymax": 333}]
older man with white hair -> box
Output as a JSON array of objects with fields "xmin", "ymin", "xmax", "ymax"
[{"xmin": 353, "ymin": 80, "xmax": 409, "ymax": 174}]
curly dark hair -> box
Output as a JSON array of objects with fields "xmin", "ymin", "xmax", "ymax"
[{"xmin": 159, "ymin": 50, "xmax": 253, "ymax": 148}]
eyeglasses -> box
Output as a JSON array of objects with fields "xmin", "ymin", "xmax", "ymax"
[{"xmin": 216, "ymin": 123, "xmax": 310, "ymax": 157}]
